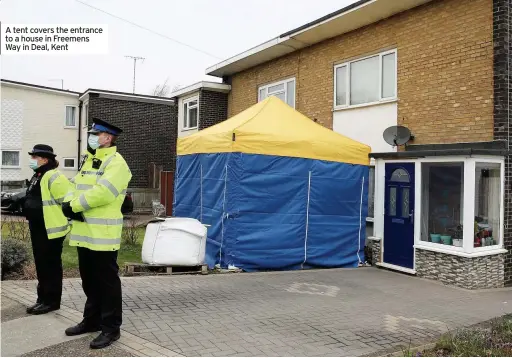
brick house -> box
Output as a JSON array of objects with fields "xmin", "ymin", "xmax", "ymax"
[
  {"xmin": 79, "ymin": 89, "xmax": 177, "ymax": 189},
  {"xmin": 170, "ymin": 81, "xmax": 231, "ymax": 138},
  {"xmin": 193, "ymin": 0, "xmax": 511, "ymax": 288}
]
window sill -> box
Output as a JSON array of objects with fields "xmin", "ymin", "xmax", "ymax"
[
  {"xmin": 366, "ymin": 217, "xmax": 374, "ymax": 223},
  {"xmin": 367, "ymin": 236, "xmax": 381, "ymax": 242},
  {"xmin": 333, "ymin": 98, "xmax": 398, "ymax": 112},
  {"xmin": 415, "ymin": 244, "xmax": 507, "ymax": 258},
  {"xmin": 182, "ymin": 127, "xmax": 198, "ymax": 132},
  {"xmin": 1, "ymin": 166, "xmax": 21, "ymax": 169},
  {"xmin": 64, "ymin": 126, "xmax": 78, "ymax": 130},
  {"xmin": 62, "ymin": 167, "xmax": 77, "ymax": 171}
]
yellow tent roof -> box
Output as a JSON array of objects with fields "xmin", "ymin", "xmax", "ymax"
[{"xmin": 177, "ymin": 96, "xmax": 371, "ymax": 165}]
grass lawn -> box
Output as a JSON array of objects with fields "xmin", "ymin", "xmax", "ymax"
[
  {"xmin": 2, "ymin": 216, "xmax": 145, "ymax": 275},
  {"xmin": 403, "ymin": 314, "xmax": 512, "ymax": 357}
]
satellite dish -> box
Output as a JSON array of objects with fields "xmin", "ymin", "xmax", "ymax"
[{"xmin": 383, "ymin": 126, "xmax": 414, "ymax": 147}]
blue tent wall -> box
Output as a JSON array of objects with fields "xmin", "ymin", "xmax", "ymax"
[{"xmin": 173, "ymin": 153, "xmax": 368, "ymax": 271}]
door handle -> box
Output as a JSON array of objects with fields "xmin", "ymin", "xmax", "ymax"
[{"xmin": 409, "ymin": 210, "xmax": 414, "ymax": 224}]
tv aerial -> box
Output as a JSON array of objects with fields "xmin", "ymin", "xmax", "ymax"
[{"xmin": 383, "ymin": 125, "xmax": 414, "ymax": 147}]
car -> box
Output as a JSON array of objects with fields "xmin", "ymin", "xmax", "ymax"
[
  {"xmin": 1, "ymin": 188, "xmax": 134, "ymax": 215},
  {"xmin": 1, "ymin": 189, "xmax": 26, "ymax": 214}
]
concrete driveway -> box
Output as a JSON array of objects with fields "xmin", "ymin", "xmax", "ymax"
[{"xmin": 3, "ymin": 268, "xmax": 511, "ymax": 357}]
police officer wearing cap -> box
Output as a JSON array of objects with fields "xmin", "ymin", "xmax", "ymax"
[
  {"xmin": 24, "ymin": 144, "xmax": 73, "ymax": 315},
  {"xmin": 62, "ymin": 119, "xmax": 132, "ymax": 349}
]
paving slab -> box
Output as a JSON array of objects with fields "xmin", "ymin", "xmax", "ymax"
[
  {"xmin": 1, "ymin": 296, "xmax": 29, "ymax": 323},
  {"xmin": 20, "ymin": 336, "xmax": 134, "ymax": 357},
  {"xmin": 1, "ymin": 313, "xmax": 82, "ymax": 357},
  {"xmin": 3, "ymin": 268, "xmax": 512, "ymax": 356}
]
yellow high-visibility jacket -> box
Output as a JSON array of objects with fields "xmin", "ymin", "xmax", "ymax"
[
  {"xmin": 67, "ymin": 146, "xmax": 132, "ymax": 251},
  {"xmin": 41, "ymin": 169, "xmax": 73, "ymax": 239}
]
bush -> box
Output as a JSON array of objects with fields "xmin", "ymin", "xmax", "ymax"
[
  {"xmin": 121, "ymin": 217, "xmax": 142, "ymax": 246},
  {"xmin": 1, "ymin": 239, "xmax": 31, "ymax": 279},
  {"xmin": 3, "ymin": 216, "xmax": 30, "ymax": 242}
]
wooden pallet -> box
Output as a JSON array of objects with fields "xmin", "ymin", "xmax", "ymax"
[{"xmin": 124, "ymin": 262, "xmax": 208, "ymax": 276}]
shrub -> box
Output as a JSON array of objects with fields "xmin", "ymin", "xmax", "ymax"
[
  {"xmin": 1, "ymin": 239, "xmax": 31, "ymax": 279},
  {"xmin": 3, "ymin": 216, "xmax": 30, "ymax": 242},
  {"xmin": 121, "ymin": 216, "xmax": 142, "ymax": 246}
]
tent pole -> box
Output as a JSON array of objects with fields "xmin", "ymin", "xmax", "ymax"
[
  {"xmin": 302, "ymin": 171, "xmax": 312, "ymax": 269},
  {"xmin": 200, "ymin": 164, "xmax": 203, "ymax": 223},
  {"xmin": 357, "ymin": 176, "xmax": 365, "ymax": 264},
  {"xmin": 220, "ymin": 165, "xmax": 227, "ymax": 267}
]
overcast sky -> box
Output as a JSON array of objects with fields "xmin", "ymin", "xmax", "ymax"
[{"xmin": 0, "ymin": 0, "xmax": 356, "ymax": 95}]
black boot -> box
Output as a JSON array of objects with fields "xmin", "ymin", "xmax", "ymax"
[
  {"xmin": 26, "ymin": 303, "xmax": 42, "ymax": 314},
  {"xmin": 31, "ymin": 304, "xmax": 60, "ymax": 315},
  {"xmin": 90, "ymin": 332, "xmax": 121, "ymax": 349},
  {"xmin": 65, "ymin": 321, "xmax": 101, "ymax": 336}
]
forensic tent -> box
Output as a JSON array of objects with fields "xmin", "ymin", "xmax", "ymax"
[{"xmin": 173, "ymin": 96, "xmax": 371, "ymax": 271}]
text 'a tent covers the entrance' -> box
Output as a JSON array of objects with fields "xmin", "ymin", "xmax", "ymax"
[{"xmin": 174, "ymin": 96, "xmax": 371, "ymax": 271}]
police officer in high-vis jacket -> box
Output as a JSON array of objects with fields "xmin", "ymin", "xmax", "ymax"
[
  {"xmin": 62, "ymin": 119, "xmax": 132, "ymax": 349},
  {"xmin": 24, "ymin": 144, "xmax": 73, "ymax": 315}
]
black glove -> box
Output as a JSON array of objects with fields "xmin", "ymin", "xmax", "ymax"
[{"xmin": 62, "ymin": 202, "xmax": 85, "ymax": 222}]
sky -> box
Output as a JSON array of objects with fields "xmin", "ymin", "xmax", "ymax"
[{"xmin": 0, "ymin": 0, "xmax": 356, "ymax": 95}]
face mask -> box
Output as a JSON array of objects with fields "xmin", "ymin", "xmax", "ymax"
[
  {"xmin": 29, "ymin": 159, "xmax": 39, "ymax": 170},
  {"xmin": 88, "ymin": 134, "xmax": 100, "ymax": 150}
]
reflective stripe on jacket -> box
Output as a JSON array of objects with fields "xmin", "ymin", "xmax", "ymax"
[
  {"xmin": 41, "ymin": 169, "xmax": 73, "ymax": 239},
  {"xmin": 67, "ymin": 146, "xmax": 132, "ymax": 251}
]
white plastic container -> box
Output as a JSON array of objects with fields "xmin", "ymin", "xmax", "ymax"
[{"xmin": 141, "ymin": 217, "xmax": 207, "ymax": 266}]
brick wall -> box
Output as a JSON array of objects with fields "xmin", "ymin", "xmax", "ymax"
[
  {"xmin": 199, "ymin": 90, "xmax": 228, "ymax": 130},
  {"xmin": 493, "ymin": 0, "xmax": 512, "ymax": 286},
  {"xmin": 227, "ymin": 0, "xmax": 494, "ymax": 145},
  {"xmin": 87, "ymin": 94, "xmax": 178, "ymax": 188}
]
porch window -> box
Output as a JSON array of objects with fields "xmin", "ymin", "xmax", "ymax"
[
  {"xmin": 421, "ymin": 162, "xmax": 464, "ymax": 247},
  {"xmin": 474, "ymin": 163, "xmax": 501, "ymax": 248},
  {"xmin": 368, "ymin": 167, "xmax": 375, "ymax": 218}
]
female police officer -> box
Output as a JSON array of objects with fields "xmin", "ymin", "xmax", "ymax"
[{"xmin": 24, "ymin": 144, "xmax": 73, "ymax": 315}]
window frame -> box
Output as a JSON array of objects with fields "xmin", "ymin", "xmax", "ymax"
[
  {"xmin": 258, "ymin": 77, "xmax": 296, "ymax": 108},
  {"xmin": 1, "ymin": 149, "xmax": 21, "ymax": 168},
  {"xmin": 183, "ymin": 96, "xmax": 199, "ymax": 130},
  {"xmin": 333, "ymin": 49, "xmax": 397, "ymax": 110},
  {"xmin": 62, "ymin": 157, "xmax": 77, "ymax": 171},
  {"xmin": 64, "ymin": 105, "xmax": 78, "ymax": 129}
]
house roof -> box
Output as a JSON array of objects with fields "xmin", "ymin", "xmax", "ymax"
[
  {"xmin": 1, "ymin": 79, "xmax": 80, "ymax": 96},
  {"xmin": 79, "ymin": 88, "xmax": 174, "ymax": 103},
  {"xmin": 170, "ymin": 81, "xmax": 231, "ymax": 98},
  {"xmin": 206, "ymin": 0, "xmax": 433, "ymax": 77}
]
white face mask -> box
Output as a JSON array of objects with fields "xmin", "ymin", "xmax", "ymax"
[
  {"xmin": 88, "ymin": 134, "xmax": 100, "ymax": 150},
  {"xmin": 29, "ymin": 158, "xmax": 39, "ymax": 170}
]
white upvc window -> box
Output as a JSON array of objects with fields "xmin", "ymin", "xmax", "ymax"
[
  {"xmin": 334, "ymin": 49, "xmax": 397, "ymax": 109},
  {"xmin": 1, "ymin": 150, "xmax": 21, "ymax": 168},
  {"xmin": 65, "ymin": 105, "xmax": 77, "ymax": 128},
  {"xmin": 183, "ymin": 97, "xmax": 199, "ymax": 130},
  {"xmin": 412, "ymin": 157, "xmax": 505, "ymax": 256},
  {"xmin": 258, "ymin": 78, "xmax": 296, "ymax": 108},
  {"xmin": 62, "ymin": 157, "xmax": 77, "ymax": 170}
]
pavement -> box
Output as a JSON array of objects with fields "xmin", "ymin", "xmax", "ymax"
[{"xmin": 2, "ymin": 267, "xmax": 512, "ymax": 357}]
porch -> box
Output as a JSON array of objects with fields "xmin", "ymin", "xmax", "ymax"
[{"xmin": 369, "ymin": 141, "xmax": 509, "ymax": 289}]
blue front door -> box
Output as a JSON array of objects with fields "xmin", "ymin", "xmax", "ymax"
[{"xmin": 383, "ymin": 163, "xmax": 415, "ymax": 269}]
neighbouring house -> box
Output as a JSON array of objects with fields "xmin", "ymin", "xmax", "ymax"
[
  {"xmin": 170, "ymin": 81, "xmax": 231, "ymax": 138},
  {"xmin": 1, "ymin": 79, "xmax": 81, "ymax": 189},
  {"xmin": 79, "ymin": 89, "xmax": 178, "ymax": 210},
  {"xmin": 189, "ymin": 0, "xmax": 510, "ymax": 288},
  {"xmin": 1, "ymin": 79, "xmax": 179, "ymax": 211}
]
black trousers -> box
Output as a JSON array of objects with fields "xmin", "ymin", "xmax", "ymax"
[
  {"xmin": 77, "ymin": 247, "xmax": 122, "ymax": 334},
  {"xmin": 28, "ymin": 220, "xmax": 65, "ymax": 307}
]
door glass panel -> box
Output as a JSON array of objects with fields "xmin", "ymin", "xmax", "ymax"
[
  {"xmin": 402, "ymin": 187, "xmax": 410, "ymax": 218},
  {"xmin": 389, "ymin": 187, "xmax": 397, "ymax": 216},
  {"xmin": 390, "ymin": 168, "xmax": 410, "ymax": 182}
]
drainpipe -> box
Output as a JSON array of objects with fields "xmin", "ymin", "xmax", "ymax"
[{"xmin": 77, "ymin": 100, "xmax": 82, "ymax": 172}]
